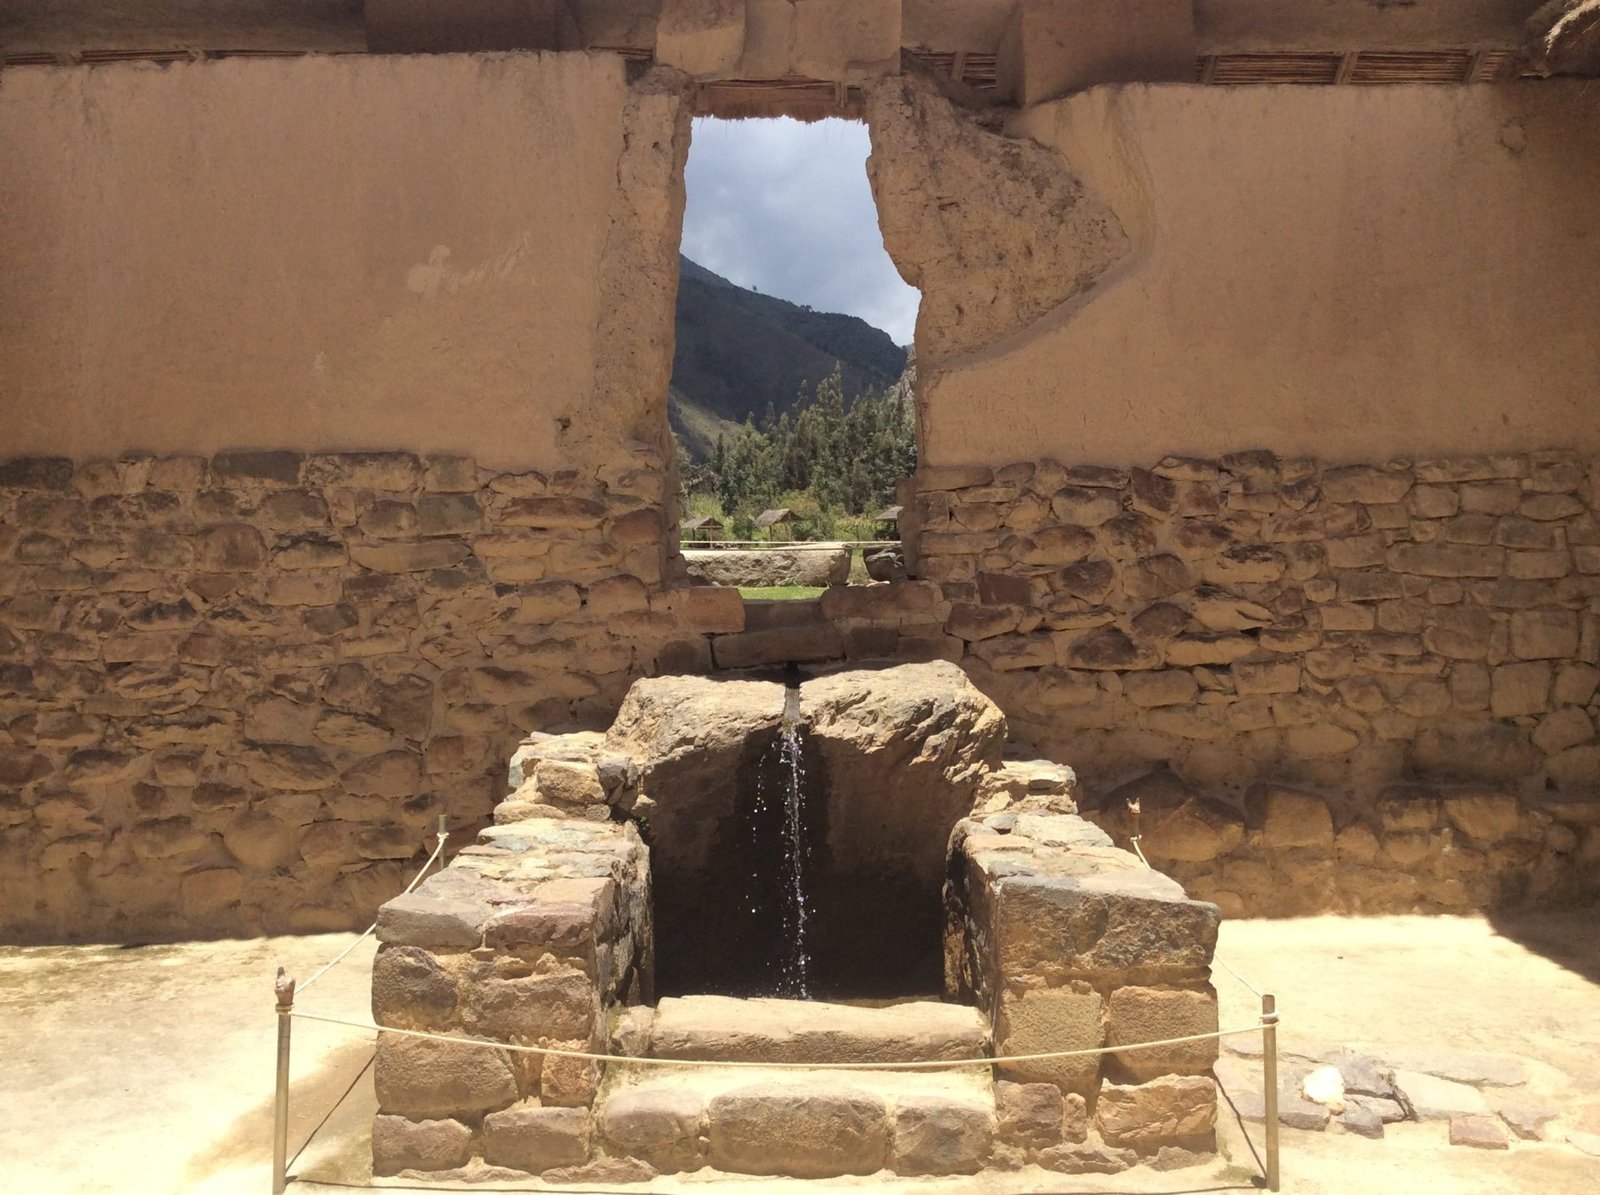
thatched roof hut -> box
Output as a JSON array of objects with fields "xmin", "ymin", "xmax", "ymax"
[
  {"xmin": 753, "ymin": 508, "xmax": 796, "ymax": 539},
  {"xmin": 682, "ymin": 514, "xmax": 725, "ymax": 541}
]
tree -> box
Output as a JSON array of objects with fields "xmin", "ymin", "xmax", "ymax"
[{"xmin": 685, "ymin": 360, "xmax": 917, "ymax": 537}]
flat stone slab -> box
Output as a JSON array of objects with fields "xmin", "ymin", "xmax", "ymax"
[
  {"xmin": 1338, "ymin": 1103, "xmax": 1385, "ymax": 1139},
  {"xmin": 1328, "ymin": 1048, "xmax": 1395, "ymax": 1098},
  {"xmin": 1350, "ymin": 1095, "xmax": 1407, "ymax": 1124},
  {"xmin": 1394, "ymin": 1070, "xmax": 1490, "ymax": 1120},
  {"xmin": 648, "ymin": 995, "xmax": 990, "ymax": 1065},
  {"xmin": 1490, "ymin": 1094, "xmax": 1559, "ymax": 1140},
  {"xmin": 1227, "ymin": 1087, "xmax": 1332, "ymax": 1132},
  {"xmin": 597, "ymin": 1065, "xmax": 994, "ymax": 1178},
  {"xmin": 1218, "ymin": 1057, "xmax": 1338, "ymax": 1132},
  {"xmin": 1450, "ymin": 1114, "xmax": 1509, "ymax": 1149},
  {"xmin": 1386, "ymin": 1047, "xmax": 1528, "ymax": 1088},
  {"xmin": 1569, "ymin": 1105, "xmax": 1600, "ymax": 1157}
]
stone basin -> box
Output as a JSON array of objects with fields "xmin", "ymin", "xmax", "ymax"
[{"xmin": 370, "ymin": 662, "xmax": 1221, "ymax": 1182}]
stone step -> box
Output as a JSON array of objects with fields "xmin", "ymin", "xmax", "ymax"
[
  {"xmin": 646, "ymin": 994, "xmax": 991, "ymax": 1066},
  {"xmin": 742, "ymin": 597, "xmax": 826, "ymax": 631},
  {"xmin": 594, "ymin": 1064, "xmax": 996, "ymax": 1178},
  {"xmin": 709, "ymin": 624, "xmax": 845, "ymax": 669}
]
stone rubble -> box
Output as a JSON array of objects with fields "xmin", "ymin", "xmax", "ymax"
[{"xmin": 1216, "ymin": 1034, "xmax": 1590, "ymax": 1155}]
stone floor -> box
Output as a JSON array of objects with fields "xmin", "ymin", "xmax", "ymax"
[{"xmin": 1, "ymin": 911, "xmax": 1598, "ymax": 1193}]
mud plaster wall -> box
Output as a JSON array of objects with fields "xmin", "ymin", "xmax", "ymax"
[
  {"xmin": 910, "ymin": 82, "xmax": 1600, "ymax": 467},
  {"xmin": 0, "ymin": 52, "xmax": 681, "ymax": 475}
]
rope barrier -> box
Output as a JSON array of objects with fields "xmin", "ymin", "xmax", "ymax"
[
  {"xmin": 1213, "ymin": 953, "xmax": 1265, "ymax": 999},
  {"xmin": 287, "ymin": 1052, "xmax": 375, "ymax": 1171},
  {"xmin": 288, "ymin": 1009, "xmax": 1269, "ymax": 1070},
  {"xmin": 296, "ymin": 821, "xmax": 449, "ymax": 995}
]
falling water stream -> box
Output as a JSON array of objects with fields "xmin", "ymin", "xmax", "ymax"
[{"xmin": 745, "ymin": 682, "xmax": 814, "ymax": 998}]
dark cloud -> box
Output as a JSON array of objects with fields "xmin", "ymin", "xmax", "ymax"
[{"xmin": 682, "ymin": 116, "xmax": 921, "ymax": 345}]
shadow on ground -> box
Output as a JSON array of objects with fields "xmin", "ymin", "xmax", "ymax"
[
  {"xmin": 1487, "ymin": 902, "xmax": 1600, "ymax": 986},
  {"xmin": 183, "ymin": 1033, "xmax": 376, "ymax": 1189}
]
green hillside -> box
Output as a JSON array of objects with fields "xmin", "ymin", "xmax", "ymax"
[
  {"xmin": 670, "ymin": 256, "xmax": 907, "ymax": 459},
  {"xmin": 668, "ymin": 385, "xmax": 743, "ymax": 463}
]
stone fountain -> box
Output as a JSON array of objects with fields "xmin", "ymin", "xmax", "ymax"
[{"xmin": 369, "ymin": 661, "xmax": 1223, "ymax": 1180}]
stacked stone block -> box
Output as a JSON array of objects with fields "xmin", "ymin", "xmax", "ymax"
[
  {"xmin": 948, "ymin": 812, "xmax": 1222, "ymax": 1174},
  {"xmin": 371, "ymin": 815, "xmax": 650, "ymax": 1178},
  {"xmin": 0, "ymin": 450, "xmax": 747, "ymax": 940},
  {"xmin": 907, "ymin": 452, "xmax": 1600, "ymax": 914},
  {"xmin": 596, "ymin": 1070, "xmax": 999, "ymax": 1179}
]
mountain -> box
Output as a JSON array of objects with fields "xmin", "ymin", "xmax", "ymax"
[{"xmin": 669, "ymin": 255, "xmax": 909, "ymax": 460}]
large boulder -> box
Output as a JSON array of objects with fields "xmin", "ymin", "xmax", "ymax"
[
  {"xmin": 605, "ymin": 675, "xmax": 788, "ymax": 995},
  {"xmin": 799, "ymin": 660, "xmax": 1005, "ymax": 800},
  {"xmin": 683, "ymin": 547, "xmax": 850, "ymax": 587},
  {"xmin": 606, "ymin": 675, "xmax": 787, "ymax": 771},
  {"xmin": 798, "ymin": 661, "xmax": 1007, "ymax": 994},
  {"xmin": 865, "ymin": 71, "xmax": 1129, "ymax": 365}
]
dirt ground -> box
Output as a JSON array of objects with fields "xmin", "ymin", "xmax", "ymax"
[{"xmin": 2, "ymin": 911, "xmax": 1598, "ymax": 1194}]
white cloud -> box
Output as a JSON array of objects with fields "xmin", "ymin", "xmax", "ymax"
[{"xmin": 682, "ymin": 117, "xmax": 921, "ymax": 345}]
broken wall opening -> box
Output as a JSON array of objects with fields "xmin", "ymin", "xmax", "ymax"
[{"xmin": 670, "ymin": 111, "xmax": 920, "ymax": 585}]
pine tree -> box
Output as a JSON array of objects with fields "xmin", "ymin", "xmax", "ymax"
[{"xmin": 692, "ymin": 362, "xmax": 917, "ymax": 537}]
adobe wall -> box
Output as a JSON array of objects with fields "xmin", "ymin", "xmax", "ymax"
[
  {"xmin": 904, "ymin": 82, "xmax": 1600, "ymax": 465},
  {"xmin": 0, "ymin": 52, "xmax": 678, "ymax": 475}
]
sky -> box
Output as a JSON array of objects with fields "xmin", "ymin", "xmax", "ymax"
[{"xmin": 681, "ymin": 116, "xmax": 921, "ymax": 346}]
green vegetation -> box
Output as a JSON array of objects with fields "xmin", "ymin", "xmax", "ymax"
[
  {"xmin": 737, "ymin": 586, "xmax": 826, "ymax": 601},
  {"xmin": 680, "ymin": 364, "xmax": 916, "ymax": 540}
]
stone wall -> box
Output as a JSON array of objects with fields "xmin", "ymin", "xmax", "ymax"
[
  {"xmin": 6, "ymin": 445, "xmax": 1594, "ymax": 939},
  {"xmin": 0, "ymin": 48, "xmax": 708, "ymax": 942},
  {"xmin": 371, "ymin": 816, "xmax": 651, "ymax": 1178},
  {"xmin": 948, "ymin": 811, "xmax": 1221, "ymax": 1172},
  {"xmin": 906, "ymin": 451, "xmax": 1600, "ymax": 914},
  {"xmin": 0, "ymin": 451, "xmax": 751, "ymax": 941}
]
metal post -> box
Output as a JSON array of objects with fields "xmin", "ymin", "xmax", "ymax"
[
  {"xmin": 273, "ymin": 967, "xmax": 296, "ymax": 1194},
  {"xmin": 1261, "ymin": 992, "xmax": 1280, "ymax": 1192},
  {"xmin": 437, "ymin": 812, "xmax": 449, "ymax": 844}
]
